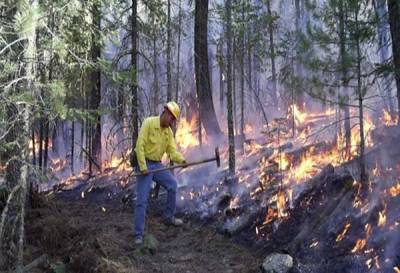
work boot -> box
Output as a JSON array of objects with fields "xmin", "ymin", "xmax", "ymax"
[
  {"xmin": 164, "ymin": 217, "xmax": 183, "ymax": 227},
  {"xmin": 134, "ymin": 236, "xmax": 143, "ymax": 246}
]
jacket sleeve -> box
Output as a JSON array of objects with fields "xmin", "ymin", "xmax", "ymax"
[
  {"xmin": 166, "ymin": 129, "xmax": 185, "ymax": 164},
  {"xmin": 135, "ymin": 120, "xmax": 149, "ymax": 171}
]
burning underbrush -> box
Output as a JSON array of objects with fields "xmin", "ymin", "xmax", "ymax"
[
  {"xmin": 173, "ymin": 106, "xmax": 400, "ymax": 273},
  {"xmin": 22, "ymin": 105, "xmax": 400, "ymax": 273}
]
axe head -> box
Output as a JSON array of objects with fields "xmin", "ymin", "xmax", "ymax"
[{"xmin": 215, "ymin": 147, "xmax": 221, "ymax": 168}]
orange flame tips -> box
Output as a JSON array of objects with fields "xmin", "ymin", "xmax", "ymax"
[
  {"xmin": 176, "ymin": 117, "xmax": 200, "ymax": 150},
  {"xmin": 336, "ymin": 223, "xmax": 351, "ymax": 242}
]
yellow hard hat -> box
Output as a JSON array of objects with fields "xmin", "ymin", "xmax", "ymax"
[{"xmin": 165, "ymin": 101, "xmax": 180, "ymax": 120}]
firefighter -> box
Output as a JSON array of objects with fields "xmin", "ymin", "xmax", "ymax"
[{"xmin": 133, "ymin": 101, "xmax": 186, "ymax": 245}]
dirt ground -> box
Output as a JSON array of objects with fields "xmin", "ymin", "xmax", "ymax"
[{"xmin": 25, "ymin": 186, "xmax": 261, "ymax": 273}]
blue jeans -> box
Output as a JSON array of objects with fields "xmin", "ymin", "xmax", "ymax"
[{"xmin": 134, "ymin": 160, "xmax": 178, "ymax": 238}]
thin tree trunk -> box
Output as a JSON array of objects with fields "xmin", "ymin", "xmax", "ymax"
[
  {"xmin": 226, "ymin": 0, "xmax": 235, "ymax": 174},
  {"xmin": 267, "ymin": 0, "xmax": 278, "ymax": 106},
  {"xmin": 233, "ymin": 41, "xmax": 238, "ymax": 135},
  {"xmin": 152, "ymin": 29, "xmax": 159, "ymax": 115},
  {"xmin": 131, "ymin": 0, "xmax": 139, "ymax": 146},
  {"xmin": 16, "ymin": 0, "xmax": 38, "ymax": 270},
  {"xmin": 387, "ymin": 0, "xmax": 400, "ymax": 122},
  {"xmin": 43, "ymin": 118, "xmax": 49, "ymax": 170},
  {"xmin": 239, "ymin": 1, "xmax": 245, "ymax": 151},
  {"xmin": 373, "ymin": 0, "xmax": 394, "ymax": 116},
  {"xmin": 175, "ymin": 0, "xmax": 182, "ymax": 102},
  {"xmin": 90, "ymin": 2, "xmax": 102, "ymax": 172},
  {"xmin": 247, "ymin": 31, "xmax": 252, "ymax": 110},
  {"xmin": 338, "ymin": 0, "xmax": 352, "ymax": 159},
  {"xmin": 31, "ymin": 129, "xmax": 36, "ymax": 165},
  {"xmin": 217, "ymin": 41, "xmax": 224, "ymax": 111},
  {"xmin": 194, "ymin": 0, "xmax": 223, "ymax": 138},
  {"xmin": 294, "ymin": 0, "xmax": 304, "ymax": 108},
  {"xmin": 71, "ymin": 121, "xmax": 75, "ymax": 174},
  {"xmin": 167, "ymin": 0, "xmax": 172, "ymax": 101},
  {"xmin": 355, "ymin": 10, "xmax": 367, "ymax": 184},
  {"xmin": 38, "ymin": 119, "xmax": 43, "ymax": 170}
]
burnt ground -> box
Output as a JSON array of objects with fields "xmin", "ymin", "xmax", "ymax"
[{"xmin": 24, "ymin": 183, "xmax": 262, "ymax": 273}]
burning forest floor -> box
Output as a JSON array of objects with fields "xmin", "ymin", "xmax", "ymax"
[{"xmin": 19, "ymin": 108, "xmax": 400, "ymax": 273}]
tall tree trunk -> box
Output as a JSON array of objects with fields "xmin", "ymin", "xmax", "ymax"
[
  {"xmin": 167, "ymin": 0, "xmax": 172, "ymax": 101},
  {"xmin": 247, "ymin": 30, "xmax": 252, "ymax": 110},
  {"xmin": 355, "ymin": 10, "xmax": 368, "ymax": 184},
  {"xmin": 233, "ymin": 41, "xmax": 238, "ymax": 135},
  {"xmin": 267, "ymin": 0, "xmax": 278, "ymax": 106},
  {"xmin": 225, "ymin": 0, "xmax": 235, "ymax": 174},
  {"xmin": 239, "ymin": 0, "xmax": 245, "ymax": 151},
  {"xmin": 217, "ymin": 40, "xmax": 224, "ymax": 111},
  {"xmin": 175, "ymin": 0, "xmax": 182, "ymax": 102},
  {"xmin": 131, "ymin": 0, "xmax": 139, "ymax": 146},
  {"xmin": 38, "ymin": 117, "xmax": 43, "ymax": 169},
  {"xmin": 43, "ymin": 119, "xmax": 49, "ymax": 170},
  {"xmin": 71, "ymin": 121, "xmax": 75, "ymax": 174},
  {"xmin": 387, "ymin": 0, "xmax": 400, "ymax": 122},
  {"xmin": 152, "ymin": 28, "xmax": 159, "ymax": 115},
  {"xmin": 194, "ymin": 0, "xmax": 223, "ymax": 138},
  {"xmin": 90, "ymin": 2, "xmax": 102, "ymax": 172},
  {"xmin": 338, "ymin": 0, "xmax": 352, "ymax": 159},
  {"xmin": 31, "ymin": 129, "xmax": 36, "ymax": 165},
  {"xmin": 373, "ymin": 0, "xmax": 395, "ymax": 116},
  {"xmin": 294, "ymin": 0, "xmax": 304, "ymax": 109}
]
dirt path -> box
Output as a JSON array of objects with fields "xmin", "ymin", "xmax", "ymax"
[{"xmin": 25, "ymin": 189, "xmax": 261, "ymax": 273}]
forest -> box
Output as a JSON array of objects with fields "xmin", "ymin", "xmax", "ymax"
[{"xmin": 0, "ymin": 0, "xmax": 400, "ymax": 272}]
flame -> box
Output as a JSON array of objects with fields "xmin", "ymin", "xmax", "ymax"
[
  {"xmin": 103, "ymin": 155, "xmax": 131, "ymax": 173},
  {"xmin": 244, "ymin": 124, "xmax": 254, "ymax": 135},
  {"xmin": 389, "ymin": 183, "xmax": 400, "ymax": 197},
  {"xmin": 292, "ymin": 104, "xmax": 308, "ymax": 126},
  {"xmin": 380, "ymin": 109, "xmax": 398, "ymax": 126},
  {"xmin": 28, "ymin": 138, "xmax": 53, "ymax": 156},
  {"xmin": 50, "ymin": 158, "xmax": 68, "ymax": 172},
  {"xmin": 336, "ymin": 223, "xmax": 351, "ymax": 242},
  {"xmin": 351, "ymin": 223, "xmax": 372, "ymax": 253},
  {"xmin": 378, "ymin": 204, "xmax": 387, "ymax": 228},
  {"xmin": 279, "ymin": 153, "xmax": 290, "ymax": 171},
  {"xmin": 352, "ymin": 239, "xmax": 367, "ymax": 253},
  {"xmin": 394, "ymin": 266, "xmax": 400, "ymax": 273},
  {"xmin": 277, "ymin": 191, "xmax": 288, "ymax": 218},
  {"xmin": 176, "ymin": 116, "xmax": 200, "ymax": 150}
]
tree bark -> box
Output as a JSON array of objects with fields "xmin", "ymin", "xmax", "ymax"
[
  {"xmin": 225, "ymin": 0, "xmax": 235, "ymax": 174},
  {"xmin": 338, "ymin": 0, "xmax": 352, "ymax": 159},
  {"xmin": 152, "ymin": 27, "xmax": 159, "ymax": 115},
  {"xmin": 194, "ymin": 0, "xmax": 223, "ymax": 138},
  {"xmin": 175, "ymin": 0, "xmax": 182, "ymax": 102},
  {"xmin": 267, "ymin": 0, "xmax": 278, "ymax": 106},
  {"xmin": 167, "ymin": 0, "xmax": 172, "ymax": 101},
  {"xmin": 217, "ymin": 40, "xmax": 224, "ymax": 111},
  {"xmin": 239, "ymin": 1, "xmax": 245, "ymax": 151},
  {"xmin": 131, "ymin": 0, "xmax": 139, "ymax": 146},
  {"xmin": 387, "ymin": 0, "xmax": 400, "ymax": 122},
  {"xmin": 89, "ymin": 2, "xmax": 102, "ymax": 172},
  {"xmin": 355, "ymin": 10, "xmax": 368, "ymax": 184},
  {"xmin": 373, "ymin": 0, "xmax": 394, "ymax": 116}
]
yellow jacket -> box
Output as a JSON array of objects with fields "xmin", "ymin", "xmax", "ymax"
[{"xmin": 134, "ymin": 116, "xmax": 185, "ymax": 171}]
